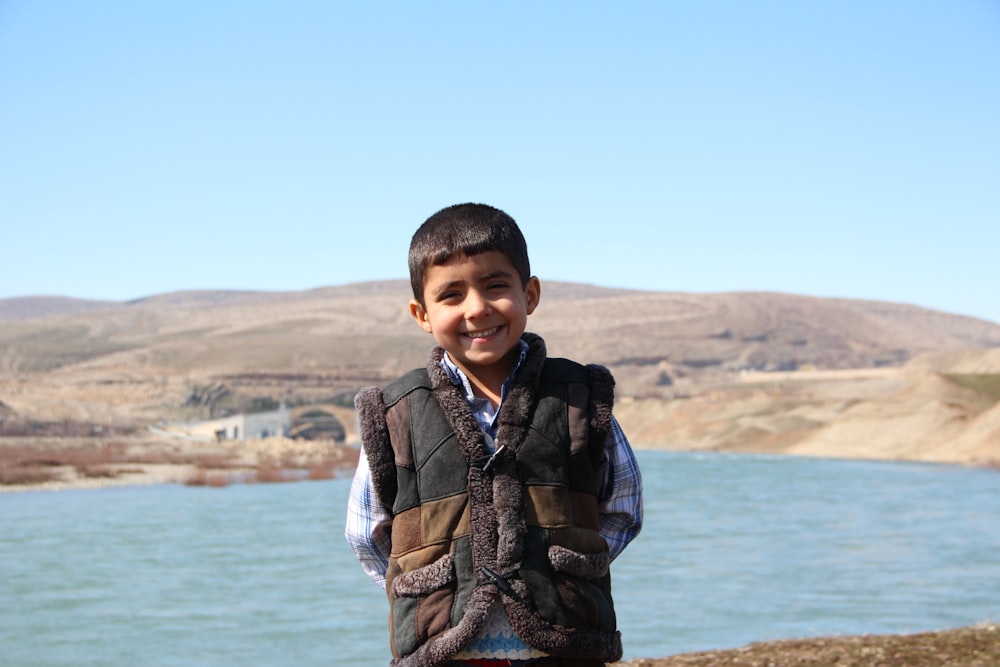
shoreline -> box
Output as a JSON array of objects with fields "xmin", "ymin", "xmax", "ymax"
[
  {"xmin": 0, "ymin": 436, "xmax": 361, "ymax": 493},
  {"xmin": 613, "ymin": 623, "xmax": 1000, "ymax": 666},
  {"xmin": 2, "ymin": 440, "xmax": 995, "ymax": 494}
]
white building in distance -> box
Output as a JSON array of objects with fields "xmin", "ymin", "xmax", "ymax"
[{"xmin": 189, "ymin": 405, "xmax": 292, "ymax": 441}]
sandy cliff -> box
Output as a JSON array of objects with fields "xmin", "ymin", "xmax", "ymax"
[{"xmin": 614, "ymin": 348, "xmax": 1000, "ymax": 467}]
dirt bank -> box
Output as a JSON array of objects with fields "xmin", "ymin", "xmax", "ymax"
[{"xmin": 614, "ymin": 623, "xmax": 1000, "ymax": 667}]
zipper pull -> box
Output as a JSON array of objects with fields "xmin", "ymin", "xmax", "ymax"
[
  {"xmin": 482, "ymin": 444, "xmax": 506, "ymax": 472},
  {"xmin": 481, "ymin": 566, "xmax": 522, "ymax": 601}
]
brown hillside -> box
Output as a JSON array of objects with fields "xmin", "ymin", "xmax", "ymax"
[
  {"xmin": 3, "ymin": 282, "xmax": 998, "ymax": 380},
  {"xmin": 1, "ymin": 282, "xmax": 998, "ymax": 474}
]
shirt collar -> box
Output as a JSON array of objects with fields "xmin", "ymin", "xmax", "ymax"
[{"xmin": 440, "ymin": 339, "xmax": 529, "ymax": 404}]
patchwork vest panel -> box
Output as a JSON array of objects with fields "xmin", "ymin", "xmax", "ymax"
[{"xmin": 355, "ymin": 334, "xmax": 623, "ymax": 666}]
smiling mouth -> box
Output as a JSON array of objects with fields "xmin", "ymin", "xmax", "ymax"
[{"xmin": 463, "ymin": 326, "xmax": 501, "ymax": 339}]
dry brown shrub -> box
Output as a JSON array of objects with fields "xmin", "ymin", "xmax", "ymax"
[
  {"xmin": 255, "ymin": 464, "xmax": 294, "ymax": 483},
  {"xmin": 0, "ymin": 444, "xmax": 66, "ymax": 485},
  {"xmin": 114, "ymin": 466, "xmax": 147, "ymax": 475},
  {"xmin": 184, "ymin": 469, "xmax": 232, "ymax": 487},
  {"xmin": 206, "ymin": 473, "xmax": 232, "ymax": 488},
  {"xmin": 0, "ymin": 441, "xmax": 169, "ymax": 485},
  {"xmin": 307, "ymin": 460, "xmax": 336, "ymax": 480},
  {"xmin": 0, "ymin": 464, "xmax": 62, "ymax": 485},
  {"xmin": 78, "ymin": 465, "xmax": 119, "ymax": 479}
]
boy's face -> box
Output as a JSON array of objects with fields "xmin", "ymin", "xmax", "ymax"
[{"xmin": 410, "ymin": 250, "xmax": 540, "ymax": 384}]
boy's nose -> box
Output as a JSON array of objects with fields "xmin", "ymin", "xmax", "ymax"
[{"xmin": 465, "ymin": 290, "xmax": 491, "ymax": 317}]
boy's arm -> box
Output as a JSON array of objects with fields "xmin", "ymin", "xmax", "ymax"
[
  {"xmin": 344, "ymin": 448, "xmax": 392, "ymax": 589},
  {"xmin": 598, "ymin": 416, "xmax": 643, "ymax": 561}
]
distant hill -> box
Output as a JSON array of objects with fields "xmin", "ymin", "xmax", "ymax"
[
  {"xmin": 1, "ymin": 281, "xmax": 998, "ymax": 385},
  {"xmin": 0, "ymin": 296, "xmax": 121, "ymax": 322},
  {"xmin": 2, "ymin": 281, "xmax": 998, "ymax": 467}
]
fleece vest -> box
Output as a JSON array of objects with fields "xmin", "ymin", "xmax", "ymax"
[{"xmin": 354, "ymin": 333, "xmax": 622, "ymax": 667}]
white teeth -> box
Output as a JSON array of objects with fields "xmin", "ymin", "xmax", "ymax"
[{"xmin": 465, "ymin": 327, "xmax": 499, "ymax": 338}]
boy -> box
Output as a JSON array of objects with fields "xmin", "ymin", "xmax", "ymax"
[{"xmin": 346, "ymin": 203, "xmax": 643, "ymax": 666}]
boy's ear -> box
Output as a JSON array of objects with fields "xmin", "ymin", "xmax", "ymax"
[
  {"xmin": 525, "ymin": 276, "xmax": 541, "ymax": 315},
  {"xmin": 409, "ymin": 299, "xmax": 434, "ymax": 333}
]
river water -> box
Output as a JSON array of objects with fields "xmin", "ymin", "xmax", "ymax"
[{"xmin": 2, "ymin": 450, "xmax": 998, "ymax": 665}]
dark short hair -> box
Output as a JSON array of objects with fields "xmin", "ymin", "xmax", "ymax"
[{"xmin": 408, "ymin": 203, "xmax": 531, "ymax": 304}]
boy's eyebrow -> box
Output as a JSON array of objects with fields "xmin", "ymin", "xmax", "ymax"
[
  {"xmin": 429, "ymin": 269, "xmax": 515, "ymax": 298},
  {"xmin": 431, "ymin": 280, "xmax": 462, "ymax": 298},
  {"xmin": 480, "ymin": 269, "xmax": 515, "ymax": 282}
]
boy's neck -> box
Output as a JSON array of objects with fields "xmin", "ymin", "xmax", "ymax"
[
  {"xmin": 469, "ymin": 377, "xmax": 503, "ymax": 409},
  {"xmin": 449, "ymin": 346, "xmax": 521, "ymax": 409}
]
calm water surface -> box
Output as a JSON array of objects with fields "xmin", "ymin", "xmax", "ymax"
[{"xmin": 2, "ymin": 450, "xmax": 998, "ymax": 666}]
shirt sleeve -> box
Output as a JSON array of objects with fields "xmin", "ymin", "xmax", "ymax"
[
  {"xmin": 344, "ymin": 447, "xmax": 392, "ymax": 589},
  {"xmin": 598, "ymin": 416, "xmax": 644, "ymax": 561}
]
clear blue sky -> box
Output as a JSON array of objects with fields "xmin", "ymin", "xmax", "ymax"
[{"xmin": 2, "ymin": 1, "xmax": 998, "ymax": 323}]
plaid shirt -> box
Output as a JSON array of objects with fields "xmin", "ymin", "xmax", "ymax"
[{"xmin": 345, "ymin": 343, "xmax": 644, "ymax": 588}]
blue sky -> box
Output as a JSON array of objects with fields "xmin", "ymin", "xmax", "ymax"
[{"xmin": 2, "ymin": 1, "xmax": 998, "ymax": 323}]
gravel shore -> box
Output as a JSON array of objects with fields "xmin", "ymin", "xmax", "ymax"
[{"xmin": 615, "ymin": 624, "xmax": 1000, "ymax": 667}]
